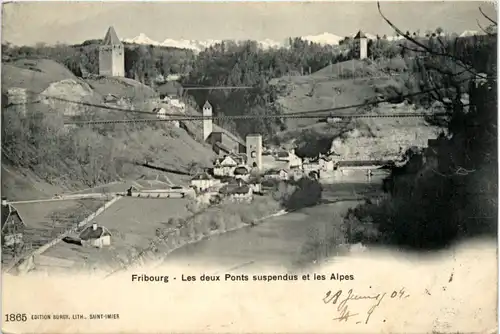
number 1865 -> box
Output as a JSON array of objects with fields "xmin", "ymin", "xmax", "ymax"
[{"xmin": 5, "ymin": 314, "xmax": 27, "ymax": 322}]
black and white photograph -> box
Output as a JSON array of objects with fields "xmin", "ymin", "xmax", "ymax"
[{"xmin": 1, "ymin": 1, "xmax": 498, "ymax": 333}]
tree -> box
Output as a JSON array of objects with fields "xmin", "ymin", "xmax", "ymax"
[{"xmin": 358, "ymin": 1, "xmax": 499, "ymax": 248}]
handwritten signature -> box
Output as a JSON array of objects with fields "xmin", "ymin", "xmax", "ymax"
[{"xmin": 322, "ymin": 287, "xmax": 409, "ymax": 324}]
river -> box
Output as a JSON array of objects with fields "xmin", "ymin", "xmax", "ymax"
[{"xmin": 164, "ymin": 171, "xmax": 388, "ymax": 272}]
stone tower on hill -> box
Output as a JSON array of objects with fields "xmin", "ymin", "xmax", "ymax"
[
  {"xmin": 99, "ymin": 26, "xmax": 125, "ymax": 77},
  {"xmin": 354, "ymin": 30, "xmax": 368, "ymax": 60}
]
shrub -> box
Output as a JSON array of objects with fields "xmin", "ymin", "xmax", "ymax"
[{"xmin": 282, "ymin": 177, "xmax": 323, "ymax": 210}]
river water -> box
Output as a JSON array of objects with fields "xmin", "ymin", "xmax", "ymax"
[{"xmin": 165, "ymin": 172, "xmax": 388, "ymax": 272}]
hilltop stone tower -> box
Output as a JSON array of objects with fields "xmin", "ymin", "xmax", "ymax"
[
  {"xmin": 202, "ymin": 101, "xmax": 213, "ymax": 141},
  {"xmin": 99, "ymin": 26, "xmax": 125, "ymax": 77},
  {"xmin": 354, "ymin": 30, "xmax": 368, "ymax": 60},
  {"xmin": 246, "ymin": 134, "xmax": 263, "ymax": 170}
]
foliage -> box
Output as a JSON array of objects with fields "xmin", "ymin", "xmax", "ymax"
[
  {"xmin": 272, "ymin": 177, "xmax": 323, "ymax": 210},
  {"xmin": 1, "ymin": 104, "xmax": 185, "ymax": 189},
  {"xmin": 342, "ymin": 18, "xmax": 497, "ymax": 250}
]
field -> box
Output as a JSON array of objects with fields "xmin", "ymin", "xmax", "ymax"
[
  {"xmin": 42, "ymin": 197, "xmax": 191, "ymax": 271},
  {"xmin": 3, "ymin": 199, "xmax": 107, "ymax": 266}
]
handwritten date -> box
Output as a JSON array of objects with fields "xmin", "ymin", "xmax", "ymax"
[{"xmin": 322, "ymin": 287, "xmax": 409, "ymax": 324}]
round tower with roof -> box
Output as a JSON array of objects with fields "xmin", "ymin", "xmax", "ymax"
[
  {"xmin": 99, "ymin": 26, "xmax": 125, "ymax": 77},
  {"xmin": 354, "ymin": 30, "xmax": 368, "ymax": 60}
]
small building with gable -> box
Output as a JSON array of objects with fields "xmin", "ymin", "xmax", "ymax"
[
  {"xmin": 79, "ymin": 223, "xmax": 112, "ymax": 248},
  {"xmin": 219, "ymin": 179, "xmax": 253, "ymax": 203},
  {"xmin": 191, "ymin": 172, "xmax": 218, "ymax": 192},
  {"xmin": 233, "ymin": 165, "xmax": 250, "ymax": 182},
  {"xmin": 213, "ymin": 155, "xmax": 238, "ymax": 177},
  {"xmin": 153, "ymin": 107, "xmax": 180, "ymax": 127},
  {"xmin": 264, "ymin": 168, "xmax": 289, "ymax": 181}
]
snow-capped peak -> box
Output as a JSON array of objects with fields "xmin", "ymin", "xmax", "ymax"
[
  {"xmin": 123, "ymin": 34, "xmax": 284, "ymax": 52},
  {"xmin": 123, "ymin": 33, "xmax": 161, "ymax": 46},
  {"xmin": 301, "ymin": 32, "xmax": 344, "ymax": 45},
  {"xmin": 459, "ymin": 30, "xmax": 480, "ymax": 37},
  {"xmin": 121, "ymin": 30, "xmax": 483, "ymax": 52}
]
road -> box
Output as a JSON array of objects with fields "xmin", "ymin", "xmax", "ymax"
[{"xmin": 164, "ymin": 173, "xmax": 386, "ymax": 272}]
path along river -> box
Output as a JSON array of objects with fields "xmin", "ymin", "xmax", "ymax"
[{"xmin": 164, "ymin": 171, "xmax": 389, "ymax": 272}]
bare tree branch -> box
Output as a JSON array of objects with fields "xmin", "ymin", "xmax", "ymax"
[
  {"xmin": 479, "ymin": 7, "xmax": 497, "ymax": 26},
  {"xmin": 377, "ymin": 1, "xmax": 490, "ymax": 80},
  {"xmin": 477, "ymin": 19, "xmax": 496, "ymax": 36},
  {"xmin": 400, "ymin": 44, "xmax": 473, "ymax": 79}
]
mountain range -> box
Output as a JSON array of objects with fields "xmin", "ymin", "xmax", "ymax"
[{"xmin": 123, "ymin": 30, "xmax": 483, "ymax": 52}]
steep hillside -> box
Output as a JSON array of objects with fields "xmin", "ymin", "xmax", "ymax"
[
  {"xmin": 271, "ymin": 58, "xmax": 412, "ymax": 130},
  {"xmin": 1, "ymin": 58, "xmax": 216, "ymax": 200},
  {"xmin": 2, "ymin": 58, "xmax": 80, "ymax": 94},
  {"xmin": 84, "ymin": 76, "xmax": 158, "ymax": 103},
  {"xmin": 328, "ymin": 102, "xmax": 443, "ymax": 161},
  {"xmin": 271, "ymin": 57, "xmax": 448, "ymax": 159}
]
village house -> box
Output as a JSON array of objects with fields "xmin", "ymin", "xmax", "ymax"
[
  {"xmin": 104, "ymin": 93, "xmax": 119, "ymax": 104},
  {"xmin": 157, "ymin": 81, "xmax": 184, "ymax": 99},
  {"xmin": 275, "ymin": 149, "xmax": 302, "ymax": 169},
  {"xmin": 219, "ymin": 180, "xmax": 253, "ymax": 203},
  {"xmin": 153, "ymin": 107, "xmax": 180, "ymax": 127},
  {"xmin": 164, "ymin": 97, "xmax": 186, "ymax": 111},
  {"xmin": 190, "ymin": 172, "xmax": 218, "ymax": 192},
  {"xmin": 79, "ymin": 223, "xmax": 112, "ymax": 248},
  {"xmin": 103, "ymin": 94, "xmax": 134, "ymax": 109},
  {"xmin": 248, "ymin": 180, "xmax": 263, "ymax": 194},
  {"xmin": 229, "ymin": 185, "xmax": 253, "ymax": 203},
  {"xmin": 264, "ymin": 168, "xmax": 289, "ymax": 181},
  {"xmin": 290, "ymin": 165, "xmax": 304, "ymax": 179},
  {"xmin": 317, "ymin": 154, "xmax": 335, "ymax": 171},
  {"xmin": 1, "ymin": 198, "xmax": 26, "ymax": 248},
  {"xmin": 155, "ymin": 107, "xmax": 168, "ymax": 120},
  {"xmin": 213, "ymin": 155, "xmax": 238, "ymax": 177},
  {"xmin": 303, "ymin": 159, "xmax": 320, "ymax": 174},
  {"xmin": 233, "ymin": 165, "xmax": 251, "ymax": 182}
]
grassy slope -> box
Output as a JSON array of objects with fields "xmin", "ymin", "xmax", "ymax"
[
  {"xmin": 2, "ymin": 59, "xmax": 78, "ymax": 94},
  {"xmin": 272, "ymin": 58, "xmax": 411, "ymax": 130},
  {"xmin": 271, "ymin": 58, "xmax": 442, "ymax": 159},
  {"xmin": 1, "ymin": 58, "xmax": 216, "ymax": 199}
]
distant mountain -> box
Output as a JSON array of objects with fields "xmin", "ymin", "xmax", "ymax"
[
  {"xmin": 122, "ymin": 30, "xmax": 485, "ymax": 51},
  {"xmin": 300, "ymin": 32, "xmax": 344, "ymax": 46},
  {"xmin": 123, "ymin": 33, "xmax": 282, "ymax": 52},
  {"xmin": 459, "ymin": 30, "xmax": 480, "ymax": 37},
  {"xmin": 124, "ymin": 33, "xmax": 162, "ymax": 46}
]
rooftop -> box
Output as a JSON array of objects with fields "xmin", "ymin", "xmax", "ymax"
[
  {"xmin": 233, "ymin": 166, "xmax": 250, "ymax": 175},
  {"xmin": 353, "ymin": 30, "xmax": 367, "ymax": 39},
  {"xmin": 191, "ymin": 172, "xmax": 213, "ymax": 180},
  {"xmin": 102, "ymin": 26, "xmax": 122, "ymax": 46},
  {"xmin": 203, "ymin": 100, "xmax": 212, "ymax": 109},
  {"xmin": 79, "ymin": 225, "xmax": 111, "ymax": 241}
]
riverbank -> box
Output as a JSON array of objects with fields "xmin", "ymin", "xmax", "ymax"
[{"xmin": 104, "ymin": 196, "xmax": 287, "ymax": 277}]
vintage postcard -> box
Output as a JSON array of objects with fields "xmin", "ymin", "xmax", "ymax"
[{"xmin": 1, "ymin": 0, "xmax": 498, "ymax": 333}]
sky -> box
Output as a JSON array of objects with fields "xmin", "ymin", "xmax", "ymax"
[{"xmin": 2, "ymin": 1, "xmax": 498, "ymax": 46}]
